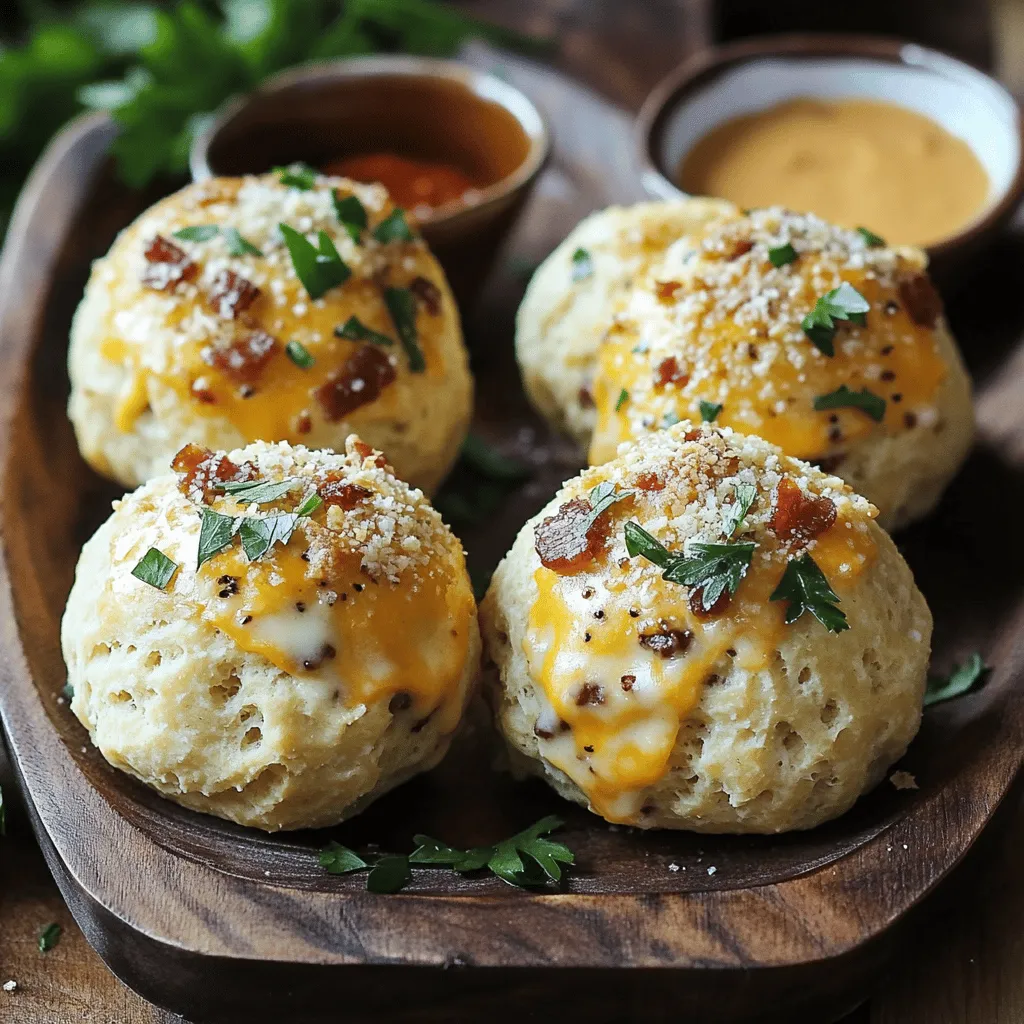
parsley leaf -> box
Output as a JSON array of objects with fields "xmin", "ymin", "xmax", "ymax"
[
  {"xmin": 238, "ymin": 513, "xmax": 300, "ymax": 561},
  {"xmin": 814, "ymin": 385, "xmax": 886, "ymax": 423},
  {"xmin": 285, "ymin": 339, "xmax": 315, "ymax": 368},
  {"xmin": 173, "ymin": 224, "xmax": 219, "ymax": 242},
  {"xmin": 197, "ymin": 509, "xmax": 239, "ymax": 569},
  {"xmin": 222, "ymin": 226, "xmax": 263, "ymax": 257},
  {"xmin": 335, "ymin": 316, "xmax": 393, "ymax": 346},
  {"xmin": 319, "ymin": 842, "xmax": 368, "ymax": 874},
  {"xmin": 38, "ymin": 923, "xmax": 62, "ymax": 953},
  {"xmin": 768, "ymin": 242, "xmax": 797, "ymax": 267},
  {"xmin": 583, "ymin": 482, "xmax": 633, "ymax": 532},
  {"xmin": 488, "ymin": 815, "xmax": 574, "ymax": 887},
  {"xmin": 276, "ymin": 162, "xmax": 318, "ymax": 190},
  {"xmin": 623, "ymin": 521, "xmax": 673, "ymax": 569},
  {"xmin": 615, "ymin": 388, "xmax": 629, "ymax": 412},
  {"xmin": 662, "ymin": 542, "xmax": 756, "ymax": 611},
  {"xmin": 279, "ymin": 223, "xmax": 350, "ymax": 299},
  {"xmin": 372, "ymin": 208, "xmax": 415, "ymax": 244},
  {"xmin": 723, "ymin": 482, "xmax": 756, "ymax": 538},
  {"xmin": 924, "ymin": 653, "xmax": 989, "ymax": 707},
  {"xmin": 801, "ymin": 282, "xmax": 870, "ymax": 356},
  {"xmin": 367, "ymin": 854, "xmax": 412, "ymax": 894},
  {"xmin": 662, "ymin": 410, "xmax": 681, "ymax": 428},
  {"xmin": 216, "ymin": 478, "xmax": 298, "ymax": 503},
  {"xmin": 770, "ymin": 553, "xmax": 849, "ymax": 633},
  {"xmin": 130, "ymin": 547, "xmax": 178, "ymax": 590},
  {"xmin": 699, "ymin": 400, "xmax": 722, "ymax": 422},
  {"xmin": 571, "ymin": 247, "xmax": 593, "ymax": 281},
  {"xmin": 857, "ymin": 226, "xmax": 886, "ymax": 247},
  {"xmin": 333, "ymin": 190, "xmax": 367, "ymax": 243},
  {"xmin": 410, "ymin": 836, "xmax": 492, "ymax": 873},
  {"xmin": 295, "ymin": 491, "xmax": 323, "ymax": 518},
  {"xmin": 383, "ymin": 286, "xmax": 425, "ymax": 371}
]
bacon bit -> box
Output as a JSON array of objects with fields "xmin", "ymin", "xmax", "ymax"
[
  {"xmin": 683, "ymin": 429, "xmax": 702, "ymax": 442},
  {"xmin": 620, "ymin": 674, "xmax": 636, "ymax": 692},
  {"xmin": 208, "ymin": 269, "xmax": 261, "ymax": 319},
  {"xmin": 655, "ymin": 280, "xmax": 681, "ymax": 302},
  {"xmin": 634, "ymin": 471, "xmax": 665, "ymax": 492},
  {"xmin": 319, "ymin": 474, "xmax": 372, "ymax": 509},
  {"xmin": 409, "ymin": 275, "xmax": 442, "ymax": 315},
  {"xmin": 575, "ymin": 682, "xmax": 605, "ymax": 706},
  {"xmin": 534, "ymin": 497, "xmax": 609, "ymax": 574},
  {"xmin": 639, "ymin": 629, "xmax": 692, "ymax": 658},
  {"xmin": 655, "ymin": 357, "xmax": 689, "ymax": 388},
  {"xmin": 770, "ymin": 478, "xmax": 837, "ymax": 543},
  {"xmin": 578, "ymin": 386, "xmax": 595, "ymax": 409},
  {"xmin": 172, "ymin": 443, "xmax": 257, "ymax": 503},
  {"xmin": 295, "ymin": 411, "xmax": 312, "ymax": 434},
  {"xmin": 689, "ymin": 587, "xmax": 730, "ymax": 618},
  {"xmin": 727, "ymin": 238, "xmax": 755, "ymax": 260},
  {"xmin": 191, "ymin": 381, "xmax": 217, "ymax": 404},
  {"xmin": 898, "ymin": 274, "xmax": 943, "ymax": 328},
  {"xmin": 141, "ymin": 235, "xmax": 197, "ymax": 291},
  {"xmin": 203, "ymin": 330, "xmax": 279, "ymax": 385},
  {"xmin": 315, "ymin": 345, "xmax": 396, "ymax": 422}
]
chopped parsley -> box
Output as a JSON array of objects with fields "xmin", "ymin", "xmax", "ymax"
[
  {"xmin": 130, "ymin": 547, "xmax": 178, "ymax": 590},
  {"xmin": 318, "ymin": 816, "xmax": 573, "ymax": 893},
  {"xmin": 857, "ymin": 226, "xmax": 886, "ymax": 247},
  {"xmin": 924, "ymin": 652, "xmax": 989, "ymax": 707},
  {"xmin": 285, "ymin": 339, "xmax": 315, "ymax": 368},
  {"xmin": 238, "ymin": 514, "xmax": 300, "ymax": 561},
  {"xmin": 767, "ymin": 242, "xmax": 797, "ymax": 267},
  {"xmin": 173, "ymin": 224, "xmax": 219, "ymax": 242},
  {"xmin": 662, "ymin": 410, "xmax": 681, "ymax": 428},
  {"xmin": 372, "ymin": 208, "xmax": 415, "ymax": 244},
  {"xmin": 624, "ymin": 522, "xmax": 756, "ymax": 611},
  {"xmin": 770, "ymin": 553, "xmax": 848, "ymax": 633},
  {"xmin": 276, "ymin": 162, "xmax": 318, "ymax": 190},
  {"xmin": 173, "ymin": 224, "xmax": 262, "ymax": 256},
  {"xmin": 583, "ymin": 481, "xmax": 633, "ymax": 532},
  {"xmin": 383, "ymin": 286, "xmax": 425, "ymax": 371},
  {"xmin": 699, "ymin": 400, "xmax": 722, "ymax": 422},
  {"xmin": 571, "ymin": 246, "xmax": 594, "ymax": 281},
  {"xmin": 295, "ymin": 491, "xmax": 323, "ymax": 518},
  {"xmin": 279, "ymin": 223, "xmax": 350, "ymax": 300},
  {"xmin": 38, "ymin": 923, "xmax": 62, "ymax": 953},
  {"xmin": 615, "ymin": 388, "xmax": 629, "ymax": 412},
  {"xmin": 216, "ymin": 478, "xmax": 298, "ymax": 503},
  {"xmin": 723, "ymin": 482, "xmax": 756, "ymax": 538},
  {"xmin": 801, "ymin": 282, "xmax": 870, "ymax": 356},
  {"xmin": 333, "ymin": 190, "xmax": 367, "ymax": 244},
  {"xmin": 197, "ymin": 509, "xmax": 239, "ymax": 569},
  {"xmin": 814, "ymin": 385, "xmax": 886, "ymax": 422},
  {"xmin": 336, "ymin": 316, "xmax": 393, "ymax": 347}
]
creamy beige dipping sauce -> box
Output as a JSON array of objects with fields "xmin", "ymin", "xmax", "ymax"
[{"xmin": 679, "ymin": 97, "xmax": 990, "ymax": 246}]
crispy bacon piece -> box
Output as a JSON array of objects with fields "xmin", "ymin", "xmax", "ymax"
[
  {"xmin": 141, "ymin": 235, "xmax": 197, "ymax": 291},
  {"xmin": 655, "ymin": 356, "xmax": 689, "ymax": 388},
  {"xmin": 639, "ymin": 628, "xmax": 692, "ymax": 658},
  {"xmin": 208, "ymin": 269, "xmax": 261, "ymax": 319},
  {"xmin": 770, "ymin": 478, "xmax": 837, "ymax": 543},
  {"xmin": 534, "ymin": 497, "xmax": 608, "ymax": 574},
  {"xmin": 409, "ymin": 275, "xmax": 442, "ymax": 315},
  {"xmin": 575, "ymin": 682, "xmax": 605, "ymax": 707},
  {"xmin": 315, "ymin": 345, "xmax": 397, "ymax": 422},
  {"xmin": 202, "ymin": 330, "xmax": 279, "ymax": 385},
  {"xmin": 898, "ymin": 274, "xmax": 943, "ymax": 328},
  {"xmin": 319, "ymin": 473, "xmax": 372, "ymax": 510},
  {"xmin": 655, "ymin": 280, "xmax": 681, "ymax": 302},
  {"xmin": 727, "ymin": 238, "xmax": 755, "ymax": 261},
  {"xmin": 634, "ymin": 472, "xmax": 665, "ymax": 492},
  {"xmin": 172, "ymin": 443, "xmax": 257, "ymax": 503}
]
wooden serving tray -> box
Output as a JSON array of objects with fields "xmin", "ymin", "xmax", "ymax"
[{"xmin": 1, "ymin": 53, "xmax": 1023, "ymax": 1024}]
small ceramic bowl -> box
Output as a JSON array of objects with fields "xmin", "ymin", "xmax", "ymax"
[
  {"xmin": 191, "ymin": 55, "xmax": 550, "ymax": 306},
  {"xmin": 635, "ymin": 35, "xmax": 1024, "ymax": 275}
]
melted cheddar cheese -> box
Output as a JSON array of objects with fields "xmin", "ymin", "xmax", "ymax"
[{"xmin": 589, "ymin": 210, "xmax": 948, "ymax": 466}]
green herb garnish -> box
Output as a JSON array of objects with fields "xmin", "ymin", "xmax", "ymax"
[
  {"xmin": 216, "ymin": 478, "xmax": 298, "ymax": 503},
  {"xmin": 222, "ymin": 226, "xmax": 263, "ymax": 257},
  {"xmin": 583, "ymin": 482, "xmax": 633, "ymax": 532},
  {"xmin": 699, "ymin": 400, "xmax": 722, "ymax": 422},
  {"xmin": 336, "ymin": 316, "xmax": 393, "ymax": 347},
  {"xmin": 130, "ymin": 547, "xmax": 178, "ymax": 590},
  {"xmin": 295, "ymin": 492, "xmax": 324, "ymax": 518},
  {"xmin": 173, "ymin": 224, "xmax": 219, "ymax": 242},
  {"xmin": 276, "ymin": 162, "xmax": 318, "ymax": 190},
  {"xmin": 857, "ymin": 226, "xmax": 886, "ymax": 247},
  {"xmin": 623, "ymin": 521, "xmax": 673, "ymax": 569},
  {"xmin": 813, "ymin": 385, "xmax": 886, "ymax": 423},
  {"xmin": 409, "ymin": 836, "xmax": 493, "ymax": 873},
  {"xmin": 571, "ymin": 247, "xmax": 594, "ymax": 281},
  {"xmin": 372, "ymin": 208, "xmax": 415, "ymax": 244},
  {"xmin": 768, "ymin": 242, "xmax": 797, "ymax": 267},
  {"xmin": 333, "ymin": 190, "xmax": 367, "ymax": 244},
  {"xmin": 38, "ymin": 923, "xmax": 62, "ymax": 953},
  {"xmin": 238, "ymin": 514, "xmax": 300, "ymax": 561},
  {"xmin": 319, "ymin": 842, "xmax": 369, "ymax": 874},
  {"xmin": 197, "ymin": 509, "xmax": 239, "ymax": 569},
  {"xmin": 285, "ymin": 339, "xmax": 315, "ymax": 369},
  {"xmin": 723, "ymin": 482, "xmax": 756, "ymax": 538},
  {"xmin": 279, "ymin": 223, "xmax": 350, "ymax": 300},
  {"xmin": 925, "ymin": 653, "xmax": 989, "ymax": 707},
  {"xmin": 770, "ymin": 554, "xmax": 848, "ymax": 633},
  {"xmin": 485, "ymin": 815, "xmax": 574, "ymax": 886},
  {"xmin": 383, "ymin": 286, "xmax": 425, "ymax": 371},
  {"xmin": 662, "ymin": 410, "xmax": 681, "ymax": 428},
  {"xmin": 366, "ymin": 855, "xmax": 412, "ymax": 894},
  {"xmin": 615, "ymin": 388, "xmax": 629, "ymax": 412},
  {"xmin": 801, "ymin": 282, "xmax": 870, "ymax": 356}
]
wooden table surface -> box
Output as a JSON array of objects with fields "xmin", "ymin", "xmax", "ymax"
[{"xmin": 2, "ymin": 2, "xmax": 1021, "ymax": 1021}]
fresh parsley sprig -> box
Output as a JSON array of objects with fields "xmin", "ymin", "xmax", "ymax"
[
  {"xmin": 768, "ymin": 242, "xmax": 797, "ymax": 267},
  {"xmin": 130, "ymin": 547, "xmax": 179, "ymax": 590},
  {"xmin": 582, "ymin": 482, "xmax": 633, "ymax": 532},
  {"xmin": 372, "ymin": 208, "xmax": 415, "ymax": 244},
  {"xmin": 215, "ymin": 477, "xmax": 299, "ymax": 503},
  {"xmin": 319, "ymin": 815, "xmax": 574, "ymax": 893},
  {"xmin": 286, "ymin": 339, "xmax": 315, "ymax": 368},
  {"xmin": 770, "ymin": 553, "xmax": 848, "ymax": 633},
  {"xmin": 699, "ymin": 400, "xmax": 722, "ymax": 423},
  {"xmin": 801, "ymin": 282, "xmax": 870, "ymax": 356},
  {"xmin": 925, "ymin": 653, "xmax": 989, "ymax": 707},
  {"xmin": 276, "ymin": 162, "xmax": 318, "ymax": 190},
  {"xmin": 723, "ymin": 482, "xmax": 756, "ymax": 538},
  {"xmin": 383, "ymin": 286, "xmax": 425, "ymax": 371},
  {"xmin": 333, "ymin": 191, "xmax": 367, "ymax": 243},
  {"xmin": 336, "ymin": 316, "xmax": 393, "ymax": 347},
  {"xmin": 279, "ymin": 223, "xmax": 351, "ymax": 300},
  {"xmin": 173, "ymin": 224, "xmax": 263, "ymax": 256},
  {"xmin": 814, "ymin": 385, "xmax": 886, "ymax": 423},
  {"xmin": 857, "ymin": 226, "xmax": 886, "ymax": 247}
]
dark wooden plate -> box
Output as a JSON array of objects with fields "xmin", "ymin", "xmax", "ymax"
[{"xmin": 1, "ymin": 53, "xmax": 1023, "ymax": 1024}]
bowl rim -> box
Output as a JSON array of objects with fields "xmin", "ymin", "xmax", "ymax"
[
  {"xmin": 189, "ymin": 53, "xmax": 551, "ymax": 228},
  {"xmin": 634, "ymin": 32, "xmax": 1024, "ymax": 258}
]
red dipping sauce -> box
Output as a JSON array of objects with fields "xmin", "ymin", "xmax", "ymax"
[{"xmin": 323, "ymin": 152, "xmax": 478, "ymax": 212}]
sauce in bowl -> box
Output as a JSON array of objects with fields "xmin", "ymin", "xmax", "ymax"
[{"xmin": 678, "ymin": 97, "xmax": 991, "ymax": 246}]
